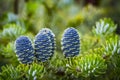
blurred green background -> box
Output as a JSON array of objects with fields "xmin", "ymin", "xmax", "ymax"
[{"xmin": 0, "ymin": 0, "xmax": 120, "ymax": 69}]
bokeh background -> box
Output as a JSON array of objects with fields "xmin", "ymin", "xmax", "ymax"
[{"xmin": 0, "ymin": 0, "xmax": 120, "ymax": 69}]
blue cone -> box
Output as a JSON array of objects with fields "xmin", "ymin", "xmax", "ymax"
[
  {"xmin": 61, "ymin": 27, "xmax": 80, "ymax": 58},
  {"xmin": 34, "ymin": 28, "xmax": 55, "ymax": 62},
  {"xmin": 15, "ymin": 36, "xmax": 34, "ymax": 64}
]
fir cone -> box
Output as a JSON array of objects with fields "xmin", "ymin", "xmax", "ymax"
[
  {"xmin": 34, "ymin": 28, "xmax": 55, "ymax": 62},
  {"xmin": 15, "ymin": 36, "xmax": 34, "ymax": 64},
  {"xmin": 61, "ymin": 27, "xmax": 80, "ymax": 58}
]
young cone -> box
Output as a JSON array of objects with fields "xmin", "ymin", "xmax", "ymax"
[
  {"xmin": 61, "ymin": 27, "xmax": 80, "ymax": 58},
  {"xmin": 15, "ymin": 36, "xmax": 34, "ymax": 64},
  {"xmin": 34, "ymin": 28, "xmax": 55, "ymax": 62}
]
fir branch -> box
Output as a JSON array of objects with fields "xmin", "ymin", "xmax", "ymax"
[
  {"xmin": 0, "ymin": 24, "xmax": 26, "ymax": 44},
  {"xmin": 93, "ymin": 18, "xmax": 117, "ymax": 37}
]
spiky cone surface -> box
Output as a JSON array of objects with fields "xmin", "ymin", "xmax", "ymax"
[
  {"xmin": 15, "ymin": 36, "xmax": 34, "ymax": 64},
  {"xmin": 61, "ymin": 27, "xmax": 80, "ymax": 58},
  {"xmin": 39, "ymin": 28, "xmax": 56, "ymax": 57},
  {"xmin": 34, "ymin": 28, "xmax": 55, "ymax": 62}
]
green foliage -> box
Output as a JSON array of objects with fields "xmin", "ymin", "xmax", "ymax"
[
  {"xmin": 0, "ymin": 63, "xmax": 44, "ymax": 80},
  {"xmin": 66, "ymin": 54, "xmax": 107, "ymax": 78},
  {"xmin": 0, "ymin": 24, "xmax": 26, "ymax": 43},
  {"xmin": 67, "ymin": 14, "xmax": 84, "ymax": 27},
  {"xmin": 93, "ymin": 18, "xmax": 117, "ymax": 37},
  {"xmin": 2, "ymin": 42, "xmax": 15, "ymax": 57},
  {"xmin": 0, "ymin": 65, "xmax": 22, "ymax": 80},
  {"xmin": 103, "ymin": 36, "xmax": 120, "ymax": 56},
  {"xmin": 109, "ymin": 55, "xmax": 120, "ymax": 79},
  {"xmin": 0, "ymin": 41, "xmax": 19, "ymax": 64},
  {"xmin": 79, "ymin": 54, "xmax": 107, "ymax": 77}
]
